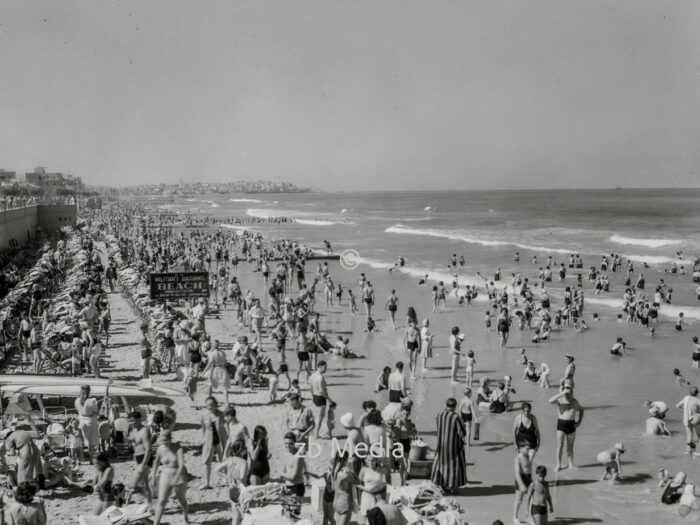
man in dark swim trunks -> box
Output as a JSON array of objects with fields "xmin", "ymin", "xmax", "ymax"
[
  {"xmin": 127, "ymin": 411, "xmax": 154, "ymax": 508},
  {"xmin": 309, "ymin": 361, "xmax": 333, "ymax": 439},
  {"xmin": 549, "ymin": 380, "xmax": 584, "ymax": 472}
]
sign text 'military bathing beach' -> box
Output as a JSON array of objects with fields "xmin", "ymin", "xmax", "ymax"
[{"xmin": 149, "ymin": 272, "xmax": 209, "ymax": 300}]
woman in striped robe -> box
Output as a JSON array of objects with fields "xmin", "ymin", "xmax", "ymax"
[{"xmin": 431, "ymin": 398, "xmax": 467, "ymax": 492}]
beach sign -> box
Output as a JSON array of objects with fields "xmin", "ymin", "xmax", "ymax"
[{"xmin": 150, "ymin": 271, "xmax": 209, "ymax": 300}]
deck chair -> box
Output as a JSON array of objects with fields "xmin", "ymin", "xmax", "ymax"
[
  {"xmin": 36, "ymin": 345, "xmax": 71, "ymax": 374},
  {"xmin": 46, "ymin": 422, "xmax": 67, "ymax": 454}
]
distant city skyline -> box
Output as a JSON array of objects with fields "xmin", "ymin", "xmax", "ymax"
[{"xmin": 1, "ymin": 1, "xmax": 699, "ymax": 191}]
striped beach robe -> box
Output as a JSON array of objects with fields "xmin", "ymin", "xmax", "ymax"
[{"xmin": 431, "ymin": 408, "xmax": 467, "ymax": 490}]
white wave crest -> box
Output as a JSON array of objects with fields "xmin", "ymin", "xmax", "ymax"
[
  {"xmin": 385, "ymin": 224, "xmax": 572, "ymax": 255},
  {"xmin": 385, "ymin": 225, "xmax": 682, "ymax": 265},
  {"xmin": 610, "ymin": 234, "xmax": 682, "ymax": 248},
  {"xmin": 229, "ymin": 198, "xmax": 262, "ymax": 203},
  {"xmin": 246, "ymin": 208, "xmax": 349, "ymax": 225},
  {"xmin": 622, "ymin": 254, "xmax": 678, "ymax": 265},
  {"xmin": 313, "ymin": 248, "xmax": 487, "ymax": 293},
  {"xmin": 296, "ymin": 219, "xmax": 339, "ymax": 226},
  {"xmin": 246, "ymin": 208, "xmax": 278, "ymax": 218}
]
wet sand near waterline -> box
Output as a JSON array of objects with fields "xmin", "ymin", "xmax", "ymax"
[
  {"xmin": 211, "ymin": 251, "xmax": 700, "ymax": 525},
  {"xmin": 331, "ymin": 260, "xmax": 700, "ymax": 525},
  {"xmin": 44, "ymin": 238, "xmax": 698, "ymax": 525}
]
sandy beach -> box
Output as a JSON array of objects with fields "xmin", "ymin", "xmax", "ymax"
[{"xmin": 33, "ymin": 220, "xmax": 697, "ymax": 525}]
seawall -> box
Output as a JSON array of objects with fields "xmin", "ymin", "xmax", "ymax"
[{"xmin": 0, "ymin": 204, "xmax": 77, "ymax": 250}]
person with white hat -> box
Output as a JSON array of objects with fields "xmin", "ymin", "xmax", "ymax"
[
  {"xmin": 597, "ymin": 443, "xmax": 626, "ymax": 483},
  {"xmin": 644, "ymin": 399, "xmax": 668, "ymax": 419},
  {"xmin": 549, "ymin": 380, "xmax": 584, "ymax": 472},
  {"xmin": 339, "ymin": 412, "xmax": 364, "ymax": 456},
  {"xmin": 559, "ymin": 354, "xmax": 575, "ymax": 389}
]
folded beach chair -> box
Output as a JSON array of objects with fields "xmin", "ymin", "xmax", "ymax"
[{"xmin": 46, "ymin": 422, "xmax": 67, "ymax": 454}]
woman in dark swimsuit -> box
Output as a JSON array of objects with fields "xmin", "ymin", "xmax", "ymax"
[
  {"xmin": 249, "ymin": 425, "xmax": 270, "ymax": 485},
  {"xmin": 404, "ymin": 305, "xmax": 416, "ymax": 330},
  {"xmin": 522, "ymin": 361, "xmax": 540, "ymax": 383},
  {"xmin": 513, "ymin": 402, "xmax": 541, "ymax": 460}
]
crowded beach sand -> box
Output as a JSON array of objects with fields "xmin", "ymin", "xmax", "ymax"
[{"xmin": 1, "ymin": 200, "xmax": 699, "ymax": 525}]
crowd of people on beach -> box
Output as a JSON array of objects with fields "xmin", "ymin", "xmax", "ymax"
[{"xmin": 0, "ymin": 199, "xmax": 697, "ymax": 524}]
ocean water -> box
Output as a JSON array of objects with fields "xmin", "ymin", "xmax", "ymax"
[{"xmin": 167, "ymin": 188, "xmax": 700, "ymax": 318}]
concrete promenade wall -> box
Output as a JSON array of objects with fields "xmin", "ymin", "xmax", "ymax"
[{"xmin": 0, "ymin": 204, "xmax": 77, "ymax": 250}]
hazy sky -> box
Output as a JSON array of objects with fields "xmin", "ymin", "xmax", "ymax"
[{"xmin": 1, "ymin": 1, "xmax": 699, "ymax": 191}]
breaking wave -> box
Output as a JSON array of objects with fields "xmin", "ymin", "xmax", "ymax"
[{"xmin": 610, "ymin": 234, "xmax": 682, "ymax": 248}]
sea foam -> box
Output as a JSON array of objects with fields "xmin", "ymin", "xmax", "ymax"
[
  {"xmin": 386, "ymin": 225, "xmax": 681, "ymax": 265},
  {"xmin": 609, "ymin": 234, "xmax": 682, "ymax": 248},
  {"xmin": 296, "ymin": 219, "xmax": 339, "ymax": 226},
  {"xmin": 385, "ymin": 224, "xmax": 572, "ymax": 255},
  {"xmin": 247, "ymin": 208, "xmax": 349, "ymax": 225}
]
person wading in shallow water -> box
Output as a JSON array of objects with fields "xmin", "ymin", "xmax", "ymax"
[{"xmin": 549, "ymin": 380, "xmax": 584, "ymax": 472}]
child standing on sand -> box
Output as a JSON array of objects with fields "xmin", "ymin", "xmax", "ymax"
[
  {"xmin": 269, "ymin": 368, "xmax": 283, "ymax": 403},
  {"xmin": 348, "ymin": 290, "xmax": 358, "ymax": 315},
  {"xmin": 517, "ymin": 348, "xmax": 528, "ymax": 366},
  {"xmin": 538, "ymin": 363, "xmax": 551, "ymax": 389},
  {"xmin": 484, "ymin": 311, "xmax": 492, "ymax": 332},
  {"xmin": 692, "ymin": 337, "xmax": 700, "ymax": 369},
  {"xmin": 68, "ymin": 419, "xmax": 84, "ymax": 465},
  {"xmin": 527, "ymin": 465, "xmax": 553, "ymax": 525},
  {"xmin": 336, "ymin": 284, "xmax": 343, "ymax": 306},
  {"xmin": 465, "ymin": 350, "xmax": 476, "ymax": 386},
  {"xmin": 326, "ymin": 402, "xmax": 336, "ymax": 438},
  {"xmin": 184, "ymin": 366, "xmax": 198, "ymax": 402}
]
